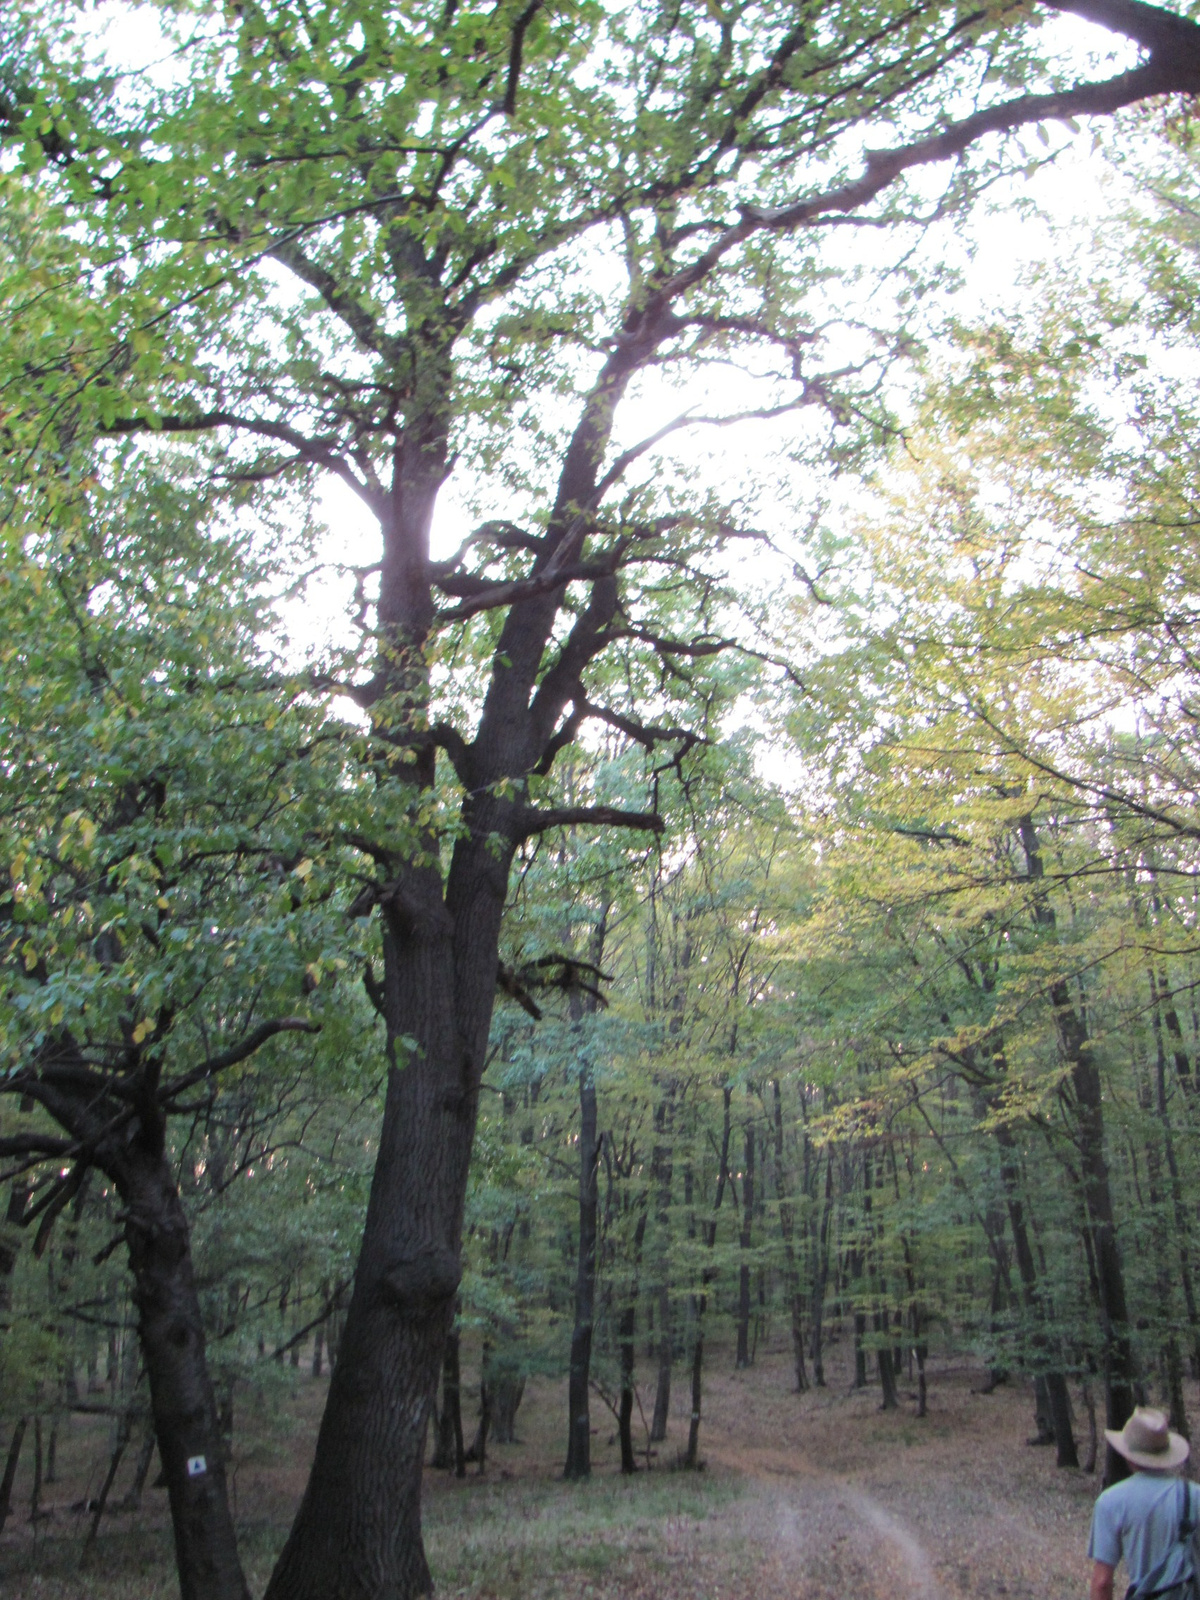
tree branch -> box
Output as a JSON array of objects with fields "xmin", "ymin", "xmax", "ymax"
[
  {"xmin": 503, "ymin": 0, "xmax": 544, "ymax": 115},
  {"xmin": 156, "ymin": 1018, "xmax": 320, "ymax": 1107},
  {"xmin": 518, "ymin": 805, "xmax": 664, "ymax": 838}
]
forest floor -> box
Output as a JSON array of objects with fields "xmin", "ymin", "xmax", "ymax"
[{"xmin": 0, "ymin": 1332, "xmax": 1130, "ymax": 1600}]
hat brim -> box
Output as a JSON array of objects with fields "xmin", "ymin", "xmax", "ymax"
[{"xmin": 1104, "ymin": 1429, "xmax": 1191, "ymax": 1471}]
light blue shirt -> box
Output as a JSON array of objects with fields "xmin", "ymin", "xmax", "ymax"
[{"xmin": 1088, "ymin": 1472, "xmax": 1198, "ymax": 1588}]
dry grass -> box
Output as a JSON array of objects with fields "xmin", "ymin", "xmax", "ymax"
[{"xmin": 0, "ymin": 1332, "xmax": 1142, "ymax": 1600}]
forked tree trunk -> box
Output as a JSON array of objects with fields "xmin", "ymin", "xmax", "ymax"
[{"xmin": 265, "ymin": 855, "xmax": 495, "ymax": 1600}]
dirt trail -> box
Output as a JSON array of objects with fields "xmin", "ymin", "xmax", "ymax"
[
  {"xmin": 708, "ymin": 1439, "xmax": 953, "ymax": 1599},
  {"xmin": 694, "ymin": 1365, "xmax": 1097, "ymax": 1600}
]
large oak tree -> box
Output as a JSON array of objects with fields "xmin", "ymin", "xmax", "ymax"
[{"xmin": 4, "ymin": 0, "xmax": 1200, "ymax": 1594}]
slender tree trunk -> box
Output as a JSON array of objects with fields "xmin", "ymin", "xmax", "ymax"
[
  {"xmin": 773, "ymin": 1079, "xmax": 809, "ymax": 1392},
  {"xmin": 1149, "ymin": 983, "xmax": 1200, "ymax": 1379},
  {"xmin": 490, "ymin": 1375, "xmax": 524, "ymax": 1444},
  {"xmin": 82, "ymin": 1406, "xmax": 133, "ymax": 1560},
  {"xmin": 563, "ymin": 920, "xmax": 608, "ymax": 1480},
  {"xmin": 430, "ymin": 1326, "xmax": 464, "ymax": 1475},
  {"xmin": 1018, "ymin": 816, "xmax": 1133, "ymax": 1482},
  {"xmin": 683, "ymin": 1087, "xmax": 732, "ymax": 1470},
  {"xmin": 311, "ymin": 1315, "xmax": 325, "ymax": 1379},
  {"xmin": 564, "ymin": 1060, "xmax": 600, "ymax": 1479},
  {"xmin": 876, "ymin": 1318, "xmax": 899, "ymax": 1411},
  {"xmin": 649, "ymin": 1094, "xmax": 674, "ymax": 1443},
  {"xmin": 30, "ymin": 1412, "xmax": 44, "ymax": 1523},
  {"xmin": 0, "ymin": 1418, "xmax": 27, "ymax": 1539},
  {"xmin": 735, "ymin": 1118, "xmax": 754, "ymax": 1368},
  {"xmin": 684, "ymin": 1320, "xmax": 704, "ymax": 1469},
  {"xmin": 810, "ymin": 1155, "xmax": 833, "ymax": 1387},
  {"xmin": 1144, "ymin": 1017, "xmax": 1190, "ymax": 1438},
  {"xmin": 1081, "ymin": 1379, "xmax": 1099, "ymax": 1473},
  {"xmin": 467, "ymin": 1359, "xmax": 491, "ymax": 1475},
  {"xmin": 993, "ymin": 1120, "xmax": 1077, "ymax": 1467},
  {"xmin": 618, "ymin": 1210, "xmax": 648, "ymax": 1473},
  {"xmin": 913, "ymin": 1316, "xmax": 927, "ymax": 1419},
  {"xmin": 122, "ymin": 1424, "xmax": 157, "ymax": 1511}
]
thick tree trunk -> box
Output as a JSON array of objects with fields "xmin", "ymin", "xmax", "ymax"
[
  {"xmin": 265, "ymin": 905, "xmax": 482, "ymax": 1600},
  {"xmin": 117, "ymin": 1145, "xmax": 249, "ymax": 1600}
]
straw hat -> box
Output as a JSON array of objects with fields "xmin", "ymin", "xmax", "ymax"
[{"xmin": 1105, "ymin": 1407, "xmax": 1190, "ymax": 1472}]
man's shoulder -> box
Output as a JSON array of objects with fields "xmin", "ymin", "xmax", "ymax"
[{"xmin": 1095, "ymin": 1473, "xmax": 1187, "ymax": 1515}]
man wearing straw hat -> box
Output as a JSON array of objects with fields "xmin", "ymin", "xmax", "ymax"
[{"xmin": 1089, "ymin": 1408, "xmax": 1197, "ymax": 1600}]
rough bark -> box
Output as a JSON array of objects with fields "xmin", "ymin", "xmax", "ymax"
[{"xmin": 118, "ymin": 1145, "xmax": 250, "ymax": 1600}]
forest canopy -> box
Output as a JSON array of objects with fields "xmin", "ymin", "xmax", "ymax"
[{"xmin": 3, "ymin": 1, "xmax": 1200, "ymax": 1598}]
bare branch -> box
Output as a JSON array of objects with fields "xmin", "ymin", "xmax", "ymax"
[
  {"xmin": 156, "ymin": 1018, "xmax": 320, "ymax": 1107},
  {"xmin": 518, "ymin": 805, "xmax": 664, "ymax": 838}
]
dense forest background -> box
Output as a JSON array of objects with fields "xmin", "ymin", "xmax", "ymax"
[{"xmin": 3, "ymin": 0, "xmax": 1200, "ymax": 1596}]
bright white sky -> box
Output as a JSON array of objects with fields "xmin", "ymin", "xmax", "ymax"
[
  {"xmin": 85, "ymin": 2, "xmax": 1151, "ymax": 674},
  {"xmin": 294, "ymin": 136, "xmax": 1130, "ymax": 669}
]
